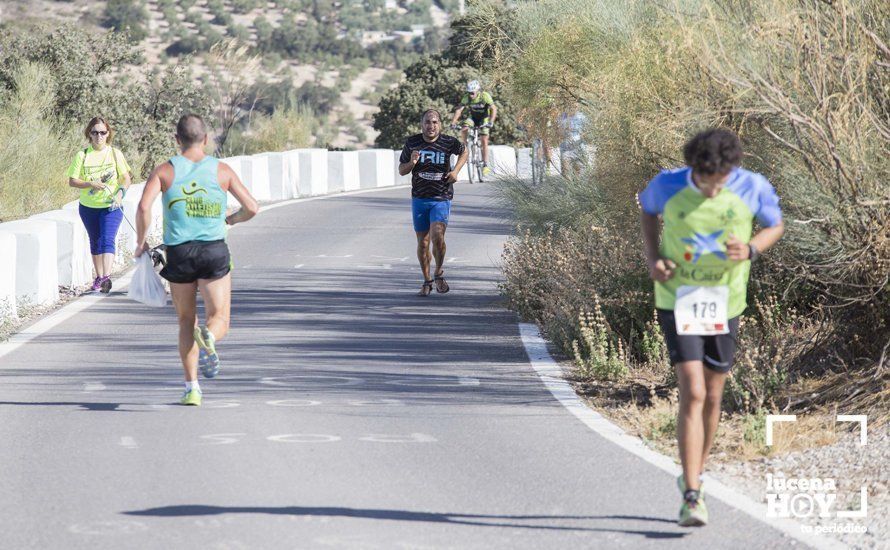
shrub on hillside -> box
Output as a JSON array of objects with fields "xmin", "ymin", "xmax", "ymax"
[
  {"xmin": 479, "ymin": 0, "xmax": 888, "ymax": 416},
  {"xmin": 0, "ymin": 64, "xmax": 80, "ymax": 222},
  {"xmin": 0, "ymin": 24, "xmax": 211, "ymax": 204},
  {"xmin": 103, "ymin": 0, "xmax": 149, "ymax": 43}
]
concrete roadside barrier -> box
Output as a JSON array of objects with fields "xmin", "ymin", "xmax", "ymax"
[
  {"xmin": 296, "ymin": 149, "xmax": 329, "ymax": 196},
  {"xmin": 28, "ymin": 209, "xmax": 92, "ymax": 288},
  {"xmin": 488, "ymin": 145, "xmax": 517, "ymax": 177},
  {"xmin": 0, "ymin": 219, "xmax": 59, "ymax": 306},
  {"xmin": 328, "ymin": 151, "xmax": 361, "ymax": 193},
  {"xmin": 358, "ymin": 149, "xmax": 395, "ymax": 189},
  {"xmin": 0, "ymin": 231, "xmax": 17, "ymax": 320},
  {"xmin": 516, "ymin": 147, "xmax": 532, "ymax": 179},
  {"xmin": 243, "ymin": 154, "xmax": 271, "ymax": 201},
  {"xmin": 393, "ymin": 150, "xmax": 411, "ymax": 186},
  {"xmin": 266, "ymin": 152, "xmax": 290, "ymax": 200}
]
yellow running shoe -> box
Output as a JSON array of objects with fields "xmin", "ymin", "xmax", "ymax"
[
  {"xmin": 678, "ymin": 490, "xmax": 708, "ymax": 527},
  {"xmin": 677, "ymin": 474, "xmax": 705, "ymax": 497},
  {"xmin": 180, "ymin": 389, "xmax": 202, "ymax": 406},
  {"xmin": 193, "ymin": 326, "xmax": 220, "ymax": 378},
  {"xmin": 482, "ymin": 165, "xmax": 492, "ymax": 176}
]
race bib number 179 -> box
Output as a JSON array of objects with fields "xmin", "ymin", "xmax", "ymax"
[{"xmin": 674, "ymin": 285, "xmax": 729, "ymax": 335}]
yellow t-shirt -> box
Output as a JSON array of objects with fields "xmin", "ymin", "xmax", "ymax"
[{"xmin": 66, "ymin": 146, "xmax": 131, "ymax": 209}]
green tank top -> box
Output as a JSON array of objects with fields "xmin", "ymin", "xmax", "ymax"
[{"xmin": 162, "ymin": 155, "xmax": 227, "ymax": 246}]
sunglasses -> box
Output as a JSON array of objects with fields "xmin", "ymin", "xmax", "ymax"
[{"xmin": 90, "ymin": 130, "xmax": 109, "ymax": 137}]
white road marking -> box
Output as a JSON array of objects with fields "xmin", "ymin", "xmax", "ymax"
[
  {"xmin": 268, "ymin": 434, "xmax": 341, "ymax": 443},
  {"xmin": 294, "ymin": 264, "xmax": 304, "ymax": 269},
  {"xmin": 260, "ymin": 375, "xmax": 364, "ymax": 387},
  {"xmin": 201, "ymin": 433, "xmax": 246, "ymax": 445},
  {"xmin": 371, "ymin": 255, "xmax": 410, "ymax": 262},
  {"xmin": 242, "ymin": 265, "xmax": 252, "ymax": 269},
  {"xmin": 317, "ymin": 254, "xmax": 353, "ymax": 258},
  {"xmin": 119, "ymin": 436, "xmax": 138, "ymax": 449},
  {"xmin": 203, "ymin": 400, "xmax": 241, "ymax": 409},
  {"xmin": 356, "ymin": 264, "xmax": 392, "ymax": 270},
  {"xmin": 69, "ymin": 521, "xmax": 148, "ymax": 535},
  {"xmin": 446, "ymin": 257, "xmax": 469, "ymax": 263},
  {"xmin": 518, "ymin": 322, "xmax": 844, "ymax": 550},
  {"xmin": 358, "ymin": 433, "xmax": 437, "ymax": 443},
  {"xmin": 266, "ymin": 399, "xmax": 322, "ymax": 407},
  {"xmin": 348, "ymin": 399, "xmax": 404, "ymax": 406},
  {"xmin": 385, "ymin": 376, "xmax": 472, "ymax": 387},
  {"xmin": 83, "ymin": 382, "xmax": 106, "ymax": 392},
  {"xmin": 458, "ymin": 377, "xmax": 480, "ymax": 386}
]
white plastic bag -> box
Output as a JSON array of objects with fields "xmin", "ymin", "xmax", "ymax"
[{"xmin": 128, "ymin": 253, "xmax": 168, "ymax": 307}]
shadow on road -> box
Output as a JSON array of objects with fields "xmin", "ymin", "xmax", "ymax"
[{"xmin": 122, "ymin": 505, "xmax": 686, "ymax": 539}]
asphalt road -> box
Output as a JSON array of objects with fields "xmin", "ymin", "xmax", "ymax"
[{"xmin": 0, "ymin": 182, "xmax": 799, "ymax": 549}]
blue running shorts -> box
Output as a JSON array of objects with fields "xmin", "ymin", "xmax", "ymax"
[{"xmin": 412, "ymin": 198, "xmax": 452, "ymax": 232}]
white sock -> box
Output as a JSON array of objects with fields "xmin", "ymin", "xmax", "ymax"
[{"xmin": 185, "ymin": 381, "xmax": 201, "ymax": 393}]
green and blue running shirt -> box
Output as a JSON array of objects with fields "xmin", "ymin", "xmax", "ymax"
[
  {"xmin": 460, "ymin": 91, "xmax": 495, "ymax": 118},
  {"xmin": 163, "ymin": 155, "xmax": 227, "ymax": 246},
  {"xmin": 639, "ymin": 167, "xmax": 782, "ymax": 318}
]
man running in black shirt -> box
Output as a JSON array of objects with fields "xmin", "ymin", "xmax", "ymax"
[{"xmin": 398, "ymin": 109, "xmax": 468, "ymax": 296}]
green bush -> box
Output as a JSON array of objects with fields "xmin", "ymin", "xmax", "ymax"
[
  {"xmin": 0, "ymin": 63, "xmax": 80, "ymax": 221},
  {"xmin": 225, "ymin": 103, "xmax": 314, "ymax": 156},
  {"xmin": 231, "ymin": 0, "xmax": 261, "ymax": 14},
  {"xmin": 477, "ymin": 0, "xmax": 889, "ymax": 414},
  {"xmin": 103, "ymin": 0, "xmax": 149, "ymax": 42},
  {"xmin": 0, "ymin": 24, "xmax": 211, "ymax": 216}
]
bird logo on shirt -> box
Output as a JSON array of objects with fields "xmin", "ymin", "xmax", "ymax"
[{"xmin": 681, "ymin": 230, "xmax": 726, "ymax": 263}]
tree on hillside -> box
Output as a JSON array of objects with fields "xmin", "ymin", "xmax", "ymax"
[
  {"xmin": 103, "ymin": 0, "xmax": 150, "ymax": 43},
  {"xmin": 203, "ymin": 39, "xmax": 263, "ymax": 155},
  {"xmin": 0, "ymin": 25, "xmax": 210, "ymax": 177},
  {"xmin": 372, "ymin": 13, "xmax": 522, "ymax": 149}
]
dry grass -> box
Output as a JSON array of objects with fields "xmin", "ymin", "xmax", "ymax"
[
  {"xmin": 487, "ymin": 0, "xmax": 888, "ymax": 424},
  {"xmin": 0, "ymin": 62, "xmax": 81, "ymax": 221},
  {"xmin": 600, "ymin": 392, "xmax": 842, "ymax": 462}
]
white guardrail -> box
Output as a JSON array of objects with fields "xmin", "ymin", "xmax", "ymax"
[{"xmin": 0, "ymin": 146, "xmax": 557, "ymax": 321}]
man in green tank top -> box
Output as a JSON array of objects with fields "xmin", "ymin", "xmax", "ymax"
[{"xmin": 135, "ymin": 114, "xmax": 259, "ymax": 406}]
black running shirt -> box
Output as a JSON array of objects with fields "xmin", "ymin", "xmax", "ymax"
[{"xmin": 399, "ymin": 133, "xmax": 465, "ymax": 200}]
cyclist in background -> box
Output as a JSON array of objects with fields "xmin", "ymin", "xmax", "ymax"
[{"xmin": 451, "ymin": 80, "xmax": 497, "ymax": 176}]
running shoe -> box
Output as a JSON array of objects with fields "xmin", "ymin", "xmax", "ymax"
[
  {"xmin": 99, "ymin": 276, "xmax": 112, "ymax": 294},
  {"xmin": 482, "ymin": 165, "xmax": 492, "ymax": 176},
  {"xmin": 677, "ymin": 474, "xmax": 705, "ymax": 497},
  {"xmin": 193, "ymin": 326, "xmax": 220, "ymax": 378},
  {"xmin": 89, "ymin": 276, "xmax": 102, "ymax": 292},
  {"xmin": 678, "ymin": 489, "xmax": 708, "ymax": 527},
  {"xmin": 180, "ymin": 389, "xmax": 202, "ymax": 406}
]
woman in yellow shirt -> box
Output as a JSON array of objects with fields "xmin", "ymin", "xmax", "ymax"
[{"xmin": 66, "ymin": 117, "xmax": 132, "ymax": 293}]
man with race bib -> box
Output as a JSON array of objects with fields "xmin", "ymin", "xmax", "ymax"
[
  {"xmin": 639, "ymin": 128, "xmax": 784, "ymax": 527},
  {"xmin": 399, "ymin": 109, "xmax": 468, "ymax": 296}
]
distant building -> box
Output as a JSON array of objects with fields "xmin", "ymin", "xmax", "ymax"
[
  {"xmin": 392, "ymin": 25, "xmax": 425, "ymax": 42},
  {"xmin": 361, "ymin": 30, "xmax": 396, "ymax": 47}
]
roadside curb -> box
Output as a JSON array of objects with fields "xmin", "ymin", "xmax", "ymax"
[{"xmin": 518, "ymin": 322, "xmax": 847, "ymax": 550}]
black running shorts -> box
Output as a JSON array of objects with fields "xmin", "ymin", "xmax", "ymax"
[
  {"xmin": 656, "ymin": 309, "xmax": 741, "ymax": 373},
  {"xmin": 160, "ymin": 240, "xmax": 231, "ymax": 284}
]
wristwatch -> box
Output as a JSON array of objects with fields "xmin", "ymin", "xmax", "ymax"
[{"xmin": 748, "ymin": 243, "xmax": 760, "ymax": 262}]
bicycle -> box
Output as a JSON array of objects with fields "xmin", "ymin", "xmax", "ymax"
[{"xmin": 454, "ymin": 123, "xmax": 491, "ymax": 184}]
